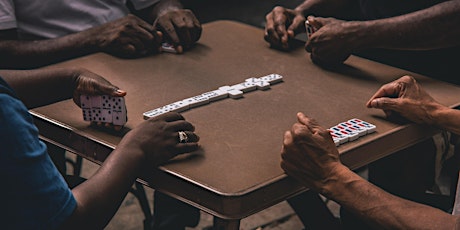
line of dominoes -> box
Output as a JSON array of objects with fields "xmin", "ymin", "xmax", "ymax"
[
  {"xmin": 328, "ymin": 118, "xmax": 376, "ymax": 146},
  {"xmin": 80, "ymin": 95, "xmax": 127, "ymax": 126},
  {"xmin": 143, "ymin": 73, "xmax": 284, "ymax": 119}
]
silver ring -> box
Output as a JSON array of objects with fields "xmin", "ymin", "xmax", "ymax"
[{"xmin": 178, "ymin": 131, "xmax": 188, "ymax": 143}]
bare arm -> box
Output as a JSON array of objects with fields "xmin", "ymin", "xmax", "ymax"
[
  {"xmin": 357, "ymin": 0, "xmax": 460, "ymax": 50},
  {"xmin": 0, "ymin": 15, "xmax": 161, "ymax": 69},
  {"xmin": 0, "ymin": 68, "xmax": 121, "ymax": 108},
  {"xmin": 281, "ymin": 112, "xmax": 460, "ymax": 229},
  {"xmin": 367, "ymin": 75, "xmax": 460, "ymax": 135},
  {"xmin": 0, "ymin": 30, "xmax": 98, "ymax": 69},
  {"xmin": 325, "ymin": 165, "xmax": 460, "ymax": 229},
  {"xmin": 294, "ymin": 0, "xmax": 356, "ymax": 17},
  {"xmin": 62, "ymin": 112, "xmax": 200, "ymax": 229}
]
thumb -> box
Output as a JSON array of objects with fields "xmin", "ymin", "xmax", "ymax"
[
  {"xmin": 97, "ymin": 82, "xmax": 127, "ymax": 98},
  {"xmin": 288, "ymin": 16, "xmax": 307, "ymax": 37},
  {"xmin": 306, "ymin": 16, "xmax": 323, "ymax": 30},
  {"xmin": 368, "ymin": 97, "xmax": 398, "ymax": 111}
]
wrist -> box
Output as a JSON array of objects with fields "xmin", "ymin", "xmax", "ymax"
[
  {"xmin": 115, "ymin": 133, "xmax": 148, "ymax": 171},
  {"xmin": 319, "ymin": 164, "xmax": 360, "ymax": 199},
  {"xmin": 151, "ymin": 0, "xmax": 182, "ymax": 20},
  {"xmin": 430, "ymin": 104, "xmax": 453, "ymax": 127}
]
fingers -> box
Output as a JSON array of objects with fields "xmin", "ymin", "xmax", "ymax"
[
  {"xmin": 97, "ymin": 15, "xmax": 163, "ymax": 57},
  {"xmin": 156, "ymin": 111, "xmax": 185, "ymax": 122},
  {"xmin": 366, "ymin": 82, "xmax": 401, "ymax": 108},
  {"xmin": 306, "ymin": 16, "xmax": 322, "ymax": 29},
  {"xmin": 366, "ymin": 76, "xmax": 416, "ymax": 108},
  {"xmin": 288, "ymin": 15, "xmax": 306, "ymax": 37},
  {"xmin": 156, "ymin": 9, "xmax": 202, "ymax": 53},
  {"xmin": 264, "ymin": 6, "xmax": 290, "ymax": 49},
  {"xmin": 367, "ymin": 97, "xmax": 400, "ymax": 112}
]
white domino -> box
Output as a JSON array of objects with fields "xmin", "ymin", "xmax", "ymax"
[
  {"xmin": 201, "ymin": 90, "xmax": 228, "ymax": 102},
  {"xmin": 90, "ymin": 95, "xmax": 103, "ymax": 122},
  {"xmin": 231, "ymin": 82, "xmax": 257, "ymax": 93},
  {"xmin": 161, "ymin": 42, "xmax": 177, "ymax": 53},
  {"xmin": 80, "ymin": 95, "xmax": 93, "ymax": 121},
  {"xmin": 142, "ymin": 73, "xmax": 284, "ymax": 120},
  {"xmin": 183, "ymin": 95, "xmax": 210, "ymax": 108},
  {"xmin": 218, "ymin": 85, "xmax": 244, "ymax": 99},
  {"xmin": 111, "ymin": 97, "xmax": 127, "ymax": 126},
  {"xmin": 101, "ymin": 95, "xmax": 113, "ymax": 123},
  {"xmin": 143, "ymin": 108, "xmax": 168, "ymax": 119},
  {"xmin": 260, "ymin": 73, "xmax": 283, "ymax": 84},
  {"xmin": 329, "ymin": 119, "xmax": 376, "ymax": 146},
  {"xmin": 348, "ymin": 118, "xmax": 377, "ymax": 134},
  {"xmin": 245, "ymin": 77, "xmax": 271, "ymax": 90},
  {"xmin": 329, "ymin": 130, "xmax": 348, "ymax": 146},
  {"xmin": 80, "ymin": 95, "xmax": 127, "ymax": 126},
  {"xmin": 228, "ymin": 89, "xmax": 244, "ymax": 99}
]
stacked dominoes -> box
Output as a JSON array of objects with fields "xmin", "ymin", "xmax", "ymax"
[
  {"xmin": 143, "ymin": 73, "xmax": 283, "ymax": 119},
  {"xmin": 328, "ymin": 118, "xmax": 376, "ymax": 146},
  {"xmin": 80, "ymin": 95, "xmax": 127, "ymax": 126}
]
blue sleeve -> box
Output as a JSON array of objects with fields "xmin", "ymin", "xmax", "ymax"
[{"xmin": 0, "ymin": 88, "xmax": 76, "ymax": 230}]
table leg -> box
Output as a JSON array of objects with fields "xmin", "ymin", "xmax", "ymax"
[{"xmin": 212, "ymin": 216, "xmax": 240, "ymax": 230}]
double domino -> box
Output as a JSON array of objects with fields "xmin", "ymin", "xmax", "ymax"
[
  {"xmin": 80, "ymin": 95, "xmax": 127, "ymax": 126},
  {"xmin": 328, "ymin": 118, "xmax": 376, "ymax": 146},
  {"xmin": 143, "ymin": 74, "xmax": 284, "ymax": 119}
]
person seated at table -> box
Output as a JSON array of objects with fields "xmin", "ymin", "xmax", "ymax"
[
  {"xmin": 265, "ymin": 1, "xmax": 460, "ymax": 227},
  {"xmin": 264, "ymin": 0, "xmax": 460, "ymax": 84},
  {"xmin": 0, "ymin": 0, "xmax": 202, "ymax": 69},
  {"xmin": 0, "ymin": 1, "xmax": 202, "ymax": 227},
  {"xmin": 281, "ymin": 75, "xmax": 460, "ymax": 229},
  {"xmin": 0, "ymin": 67, "xmax": 200, "ymax": 230}
]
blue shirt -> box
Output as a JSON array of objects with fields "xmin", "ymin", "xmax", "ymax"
[{"xmin": 0, "ymin": 77, "xmax": 76, "ymax": 229}]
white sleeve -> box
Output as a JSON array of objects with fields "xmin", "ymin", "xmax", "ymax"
[
  {"xmin": 129, "ymin": 0, "xmax": 161, "ymax": 11},
  {"xmin": 0, "ymin": 0, "xmax": 16, "ymax": 30}
]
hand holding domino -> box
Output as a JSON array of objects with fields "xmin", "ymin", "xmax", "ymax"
[
  {"xmin": 80, "ymin": 94, "xmax": 128, "ymax": 129},
  {"xmin": 305, "ymin": 18, "xmax": 317, "ymax": 39},
  {"xmin": 161, "ymin": 42, "xmax": 179, "ymax": 54}
]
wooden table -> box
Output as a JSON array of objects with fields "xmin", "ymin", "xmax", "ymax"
[{"xmin": 27, "ymin": 20, "xmax": 460, "ymax": 229}]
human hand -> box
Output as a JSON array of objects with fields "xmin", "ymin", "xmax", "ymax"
[
  {"xmin": 366, "ymin": 75, "xmax": 446, "ymax": 125},
  {"xmin": 72, "ymin": 68, "xmax": 127, "ymax": 130},
  {"xmin": 264, "ymin": 6, "xmax": 306, "ymax": 50},
  {"xmin": 120, "ymin": 112, "xmax": 200, "ymax": 166},
  {"xmin": 305, "ymin": 16, "xmax": 359, "ymax": 67},
  {"xmin": 155, "ymin": 9, "xmax": 202, "ymax": 54},
  {"xmin": 281, "ymin": 112, "xmax": 344, "ymax": 193},
  {"xmin": 90, "ymin": 14, "xmax": 163, "ymax": 58}
]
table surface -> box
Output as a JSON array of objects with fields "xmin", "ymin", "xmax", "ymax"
[{"xmin": 28, "ymin": 20, "xmax": 460, "ymax": 220}]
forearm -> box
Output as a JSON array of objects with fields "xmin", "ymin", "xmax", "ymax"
[
  {"xmin": 65, "ymin": 136, "xmax": 146, "ymax": 229},
  {"xmin": 357, "ymin": 0, "xmax": 460, "ymax": 50},
  {"xmin": 0, "ymin": 68, "xmax": 78, "ymax": 108},
  {"xmin": 432, "ymin": 106, "xmax": 460, "ymax": 135},
  {"xmin": 136, "ymin": 0, "xmax": 183, "ymax": 23},
  {"xmin": 295, "ymin": 0, "xmax": 355, "ymax": 17},
  {"xmin": 0, "ymin": 32, "xmax": 98, "ymax": 69},
  {"xmin": 323, "ymin": 166, "xmax": 459, "ymax": 229}
]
